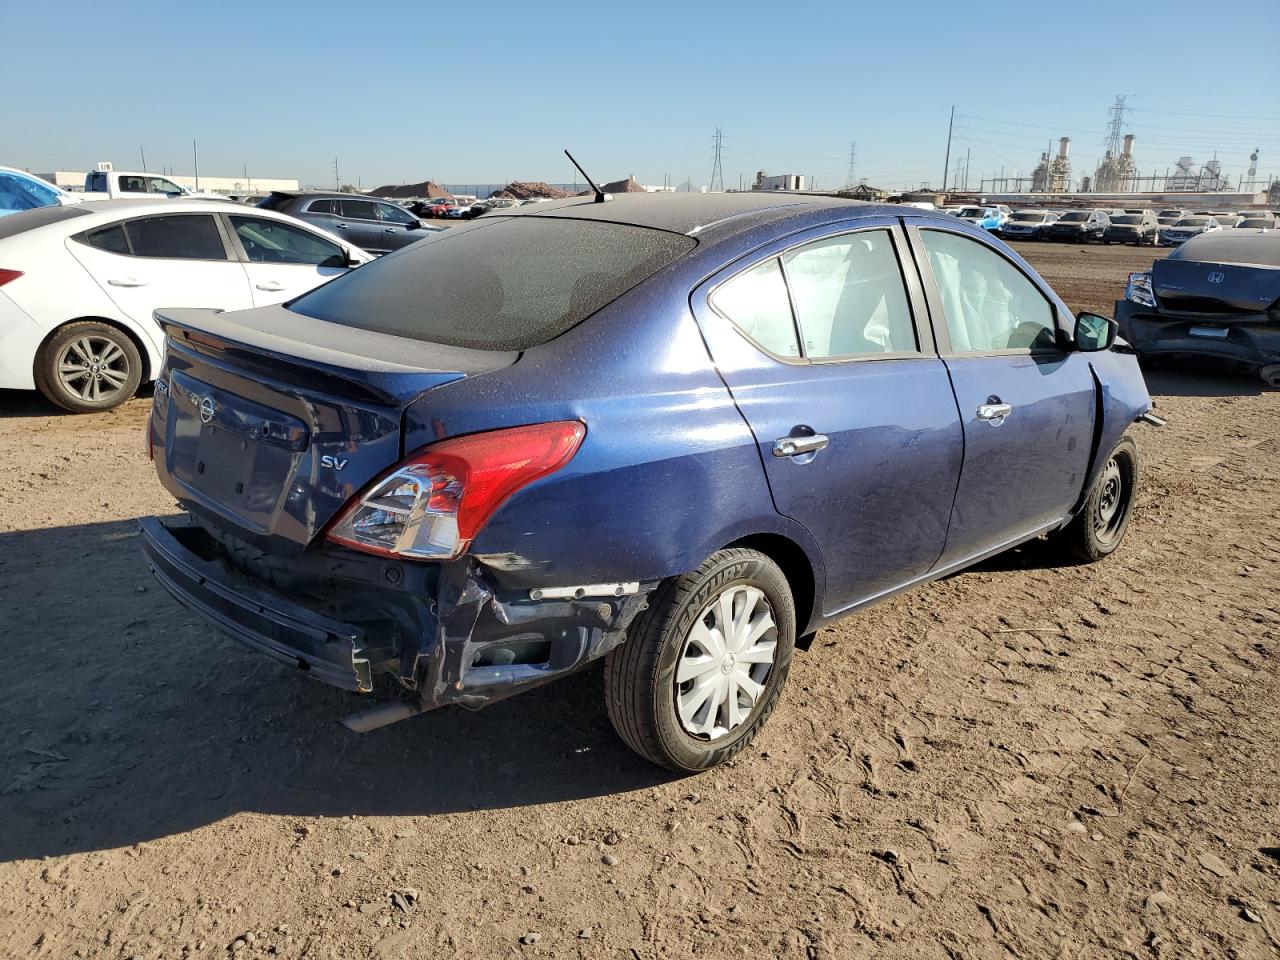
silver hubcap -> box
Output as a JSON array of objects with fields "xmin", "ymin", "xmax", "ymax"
[
  {"xmin": 675, "ymin": 585, "xmax": 777, "ymax": 741},
  {"xmin": 57, "ymin": 336, "xmax": 129, "ymax": 402},
  {"xmin": 1095, "ymin": 457, "xmax": 1125, "ymax": 540}
]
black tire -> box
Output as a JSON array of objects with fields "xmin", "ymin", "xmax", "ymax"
[
  {"xmin": 35, "ymin": 321, "xmax": 142, "ymax": 413},
  {"xmin": 1052, "ymin": 435, "xmax": 1140, "ymax": 564},
  {"xmin": 604, "ymin": 548, "xmax": 796, "ymax": 772}
]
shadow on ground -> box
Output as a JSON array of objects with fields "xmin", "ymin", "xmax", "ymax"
[
  {"xmin": 1143, "ymin": 365, "xmax": 1268, "ymax": 398},
  {"xmin": 0, "ymin": 519, "xmax": 675, "ymax": 863},
  {"xmin": 0, "ymin": 385, "xmax": 154, "ymax": 419}
]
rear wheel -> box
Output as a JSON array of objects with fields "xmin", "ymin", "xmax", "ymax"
[
  {"xmin": 604, "ymin": 548, "xmax": 795, "ymax": 771},
  {"xmin": 1051, "ymin": 435, "xmax": 1140, "ymax": 563},
  {"xmin": 34, "ymin": 322, "xmax": 142, "ymax": 413}
]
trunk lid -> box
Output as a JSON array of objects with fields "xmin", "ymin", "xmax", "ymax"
[
  {"xmin": 1153, "ymin": 258, "xmax": 1280, "ymax": 315},
  {"xmin": 152, "ymin": 306, "xmax": 517, "ymax": 555}
]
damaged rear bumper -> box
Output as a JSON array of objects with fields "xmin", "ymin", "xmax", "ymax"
[
  {"xmin": 1115, "ymin": 301, "xmax": 1280, "ymax": 372},
  {"xmin": 139, "ymin": 516, "xmax": 656, "ymax": 711}
]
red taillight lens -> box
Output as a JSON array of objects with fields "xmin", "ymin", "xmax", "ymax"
[
  {"xmin": 325, "ymin": 421, "xmax": 585, "ymax": 560},
  {"xmin": 0, "ymin": 269, "xmax": 24, "ymax": 288}
]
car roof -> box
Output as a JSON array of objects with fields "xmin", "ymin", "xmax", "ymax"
[{"xmin": 0, "ymin": 197, "xmax": 317, "ymax": 240}]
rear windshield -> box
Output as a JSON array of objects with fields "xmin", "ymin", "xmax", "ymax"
[
  {"xmin": 1059, "ymin": 212, "xmax": 1088, "ymax": 222},
  {"xmin": 1111, "ymin": 215, "xmax": 1143, "ymax": 224},
  {"xmin": 290, "ymin": 216, "xmax": 696, "ymax": 350},
  {"xmin": 256, "ymin": 193, "xmax": 294, "ymax": 211},
  {"xmin": 1168, "ymin": 233, "xmax": 1280, "ymax": 267},
  {"xmin": 1177, "ymin": 218, "xmax": 1210, "ymax": 226},
  {"xmin": 0, "ymin": 204, "xmax": 90, "ymax": 240}
]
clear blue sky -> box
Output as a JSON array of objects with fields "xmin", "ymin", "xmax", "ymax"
[{"xmin": 8, "ymin": 0, "xmax": 1278, "ymax": 191}]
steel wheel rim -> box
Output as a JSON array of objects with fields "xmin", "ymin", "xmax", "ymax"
[
  {"xmin": 675, "ymin": 585, "xmax": 777, "ymax": 741},
  {"xmin": 1094, "ymin": 457, "xmax": 1126, "ymax": 542},
  {"xmin": 57, "ymin": 336, "xmax": 129, "ymax": 403}
]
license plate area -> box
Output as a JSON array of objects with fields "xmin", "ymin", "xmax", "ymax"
[
  {"xmin": 1188, "ymin": 326, "xmax": 1230, "ymax": 339},
  {"xmin": 167, "ymin": 371, "xmax": 310, "ymax": 530}
]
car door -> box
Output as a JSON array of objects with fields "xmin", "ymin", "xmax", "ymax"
[
  {"xmin": 337, "ymin": 198, "xmax": 384, "ymax": 252},
  {"xmin": 374, "ymin": 201, "xmax": 425, "ymax": 251},
  {"xmin": 905, "ymin": 221, "xmax": 1096, "ymax": 566},
  {"xmin": 66, "ymin": 213, "xmax": 254, "ymax": 331},
  {"xmin": 691, "ymin": 219, "xmax": 964, "ymax": 614},
  {"xmin": 224, "ymin": 213, "xmax": 352, "ymax": 306}
]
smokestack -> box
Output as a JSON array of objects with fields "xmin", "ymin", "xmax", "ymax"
[
  {"xmin": 1058, "ymin": 137, "xmax": 1071, "ymax": 160},
  {"xmin": 1122, "ymin": 134, "xmax": 1134, "ymax": 158}
]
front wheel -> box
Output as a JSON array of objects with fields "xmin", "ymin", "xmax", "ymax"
[
  {"xmin": 1052, "ymin": 435, "xmax": 1140, "ymax": 563},
  {"xmin": 604, "ymin": 548, "xmax": 796, "ymax": 771},
  {"xmin": 34, "ymin": 321, "xmax": 143, "ymax": 413}
]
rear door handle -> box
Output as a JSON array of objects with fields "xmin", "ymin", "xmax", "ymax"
[
  {"xmin": 107, "ymin": 277, "xmax": 147, "ymax": 287},
  {"xmin": 332, "ymin": 223, "xmax": 347, "ymax": 229},
  {"xmin": 773, "ymin": 434, "xmax": 829, "ymax": 457},
  {"xmin": 255, "ymin": 281, "xmax": 285, "ymax": 292},
  {"xmin": 977, "ymin": 401, "xmax": 1013, "ymax": 422}
]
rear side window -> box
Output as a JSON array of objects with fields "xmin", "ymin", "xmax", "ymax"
[
  {"xmin": 306, "ymin": 199, "xmax": 334, "ymax": 214},
  {"xmin": 710, "ymin": 259, "xmax": 799, "ymax": 358},
  {"xmin": 782, "ymin": 231, "xmax": 916, "ymax": 357},
  {"xmin": 81, "ymin": 224, "xmax": 130, "ymax": 254},
  {"xmin": 123, "ymin": 215, "xmax": 227, "ymax": 260},
  {"xmin": 291, "ymin": 217, "xmax": 695, "ymax": 350},
  {"xmin": 340, "ymin": 199, "xmax": 378, "ymax": 220}
]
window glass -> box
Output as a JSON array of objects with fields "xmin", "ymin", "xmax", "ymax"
[
  {"xmin": 710, "ymin": 258, "xmax": 799, "ymax": 358},
  {"xmin": 147, "ymin": 177, "xmax": 183, "ymax": 196},
  {"xmin": 81, "ymin": 224, "xmax": 130, "ymax": 254},
  {"xmin": 118, "ymin": 175, "xmax": 148, "ymax": 193},
  {"xmin": 230, "ymin": 216, "xmax": 344, "ymax": 267},
  {"xmin": 377, "ymin": 203, "xmax": 416, "ymax": 225},
  {"xmin": 123, "ymin": 215, "xmax": 227, "ymax": 260},
  {"xmin": 0, "ymin": 172, "xmax": 61, "ymax": 213},
  {"xmin": 921, "ymin": 231, "xmax": 1056, "ymax": 353},
  {"xmin": 292, "ymin": 217, "xmax": 695, "ymax": 351},
  {"xmin": 340, "ymin": 199, "xmax": 378, "ymax": 220},
  {"xmin": 307, "ymin": 199, "xmax": 334, "ymax": 214},
  {"xmin": 782, "ymin": 231, "xmax": 916, "ymax": 357}
]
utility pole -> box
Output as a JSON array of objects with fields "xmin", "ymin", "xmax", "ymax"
[
  {"xmin": 709, "ymin": 127, "xmax": 725, "ymax": 193},
  {"xmin": 942, "ymin": 105, "xmax": 955, "ymax": 192},
  {"xmin": 965, "ymin": 148, "xmax": 971, "ymax": 191},
  {"xmin": 139, "ymin": 147, "xmax": 148, "ymax": 173},
  {"xmin": 845, "ymin": 141, "xmax": 857, "ymax": 188},
  {"xmin": 192, "ymin": 140, "xmax": 199, "ymax": 192}
]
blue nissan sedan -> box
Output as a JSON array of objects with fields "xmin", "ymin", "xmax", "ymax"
[{"xmin": 141, "ymin": 193, "xmax": 1153, "ymax": 772}]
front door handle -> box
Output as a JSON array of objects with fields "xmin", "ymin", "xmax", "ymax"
[
  {"xmin": 108, "ymin": 277, "xmax": 148, "ymax": 287},
  {"xmin": 773, "ymin": 434, "xmax": 829, "ymax": 458},
  {"xmin": 977, "ymin": 401, "xmax": 1013, "ymax": 422},
  {"xmin": 255, "ymin": 281, "xmax": 286, "ymax": 292}
]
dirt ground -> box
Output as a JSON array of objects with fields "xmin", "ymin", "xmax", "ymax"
[{"xmin": 2, "ymin": 241, "xmax": 1277, "ymax": 960}]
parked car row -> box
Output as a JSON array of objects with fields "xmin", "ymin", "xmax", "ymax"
[
  {"xmin": 982, "ymin": 205, "xmax": 1275, "ymax": 246},
  {"xmin": 0, "ymin": 199, "xmax": 372, "ymax": 411},
  {"xmin": 257, "ymin": 192, "xmax": 445, "ymax": 254}
]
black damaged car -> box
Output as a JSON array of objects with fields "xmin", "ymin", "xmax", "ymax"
[{"xmin": 1116, "ymin": 229, "xmax": 1280, "ymax": 386}]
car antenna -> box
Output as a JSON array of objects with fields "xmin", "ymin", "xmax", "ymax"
[{"xmin": 565, "ymin": 149, "xmax": 611, "ymax": 203}]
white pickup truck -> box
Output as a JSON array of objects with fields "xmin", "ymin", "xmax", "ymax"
[{"xmin": 81, "ymin": 162, "xmax": 219, "ymax": 200}]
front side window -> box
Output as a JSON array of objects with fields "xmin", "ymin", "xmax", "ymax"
[
  {"xmin": 123, "ymin": 215, "xmax": 227, "ymax": 260},
  {"xmin": 377, "ymin": 203, "xmax": 416, "ymax": 225},
  {"xmin": 230, "ymin": 216, "xmax": 344, "ymax": 266},
  {"xmin": 340, "ymin": 199, "xmax": 378, "ymax": 221},
  {"xmin": 781, "ymin": 231, "xmax": 916, "ymax": 357},
  {"xmin": 710, "ymin": 258, "xmax": 799, "ymax": 358},
  {"xmin": 147, "ymin": 177, "xmax": 183, "ymax": 196},
  {"xmin": 920, "ymin": 231, "xmax": 1056, "ymax": 353}
]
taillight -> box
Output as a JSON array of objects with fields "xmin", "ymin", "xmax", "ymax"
[
  {"xmin": 0, "ymin": 269, "xmax": 23, "ymax": 287},
  {"xmin": 326, "ymin": 421, "xmax": 586, "ymax": 560}
]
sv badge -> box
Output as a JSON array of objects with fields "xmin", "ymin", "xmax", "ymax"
[{"xmin": 321, "ymin": 455, "xmax": 349, "ymax": 471}]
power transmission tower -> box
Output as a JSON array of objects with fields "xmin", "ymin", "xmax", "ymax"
[
  {"xmin": 845, "ymin": 141, "xmax": 857, "ymax": 187},
  {"xmin": 709, "ymin": 127, "xmax": 725, "ymax": 192},
  {"xmin": 333, "ymin": 157, "xmax": 340, "ymax": 191},
  {"xmin": 1104, "ymin": 95, "xmax": 1128, "ymax": 156}
]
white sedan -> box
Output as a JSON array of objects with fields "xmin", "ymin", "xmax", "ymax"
[{"xmin": 0, "ymin": 199, "xmax": 371, "ymax": 411}]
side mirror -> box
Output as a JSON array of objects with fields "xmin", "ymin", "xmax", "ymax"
[
  {"xmin": 404, "ymin": 219, "xmax": 420, "ymax": 230},
  {"xmin": 345, "ymin": 250, "xmax": 363, "ymax": 267},
  {"xmin": 1075, "ymin": 311, "xmax": 1117, "ymax": 352}
]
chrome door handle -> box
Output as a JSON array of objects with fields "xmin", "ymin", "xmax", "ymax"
[
  {"xmin": 255, "ymin": 281, "xmax": 285, "ymax": 292},
  {"xmin": 333, "ymin": 223, "xmax": 347, "ymax": 229},
  {"xmin": 773, "ymin": 434, "xmax": 829, "ymax": 457},
  {"xmin": 977, "ymin": 402, "xmax": 1013, "ymax": 421},
  {"xmin": 108, "ymin": 277, "xmax": 147, "ymax": 287}
]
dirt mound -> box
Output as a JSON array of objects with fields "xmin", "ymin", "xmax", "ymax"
[
  {"xmin": 490, "ymin": 181, "xmax": 573, "ymax": 200},
  {"xmin": 369, "ymin": 180, "xmax": 453, "ymax": 199}
]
